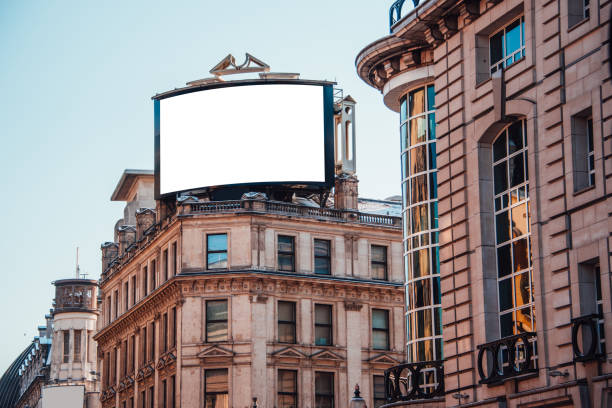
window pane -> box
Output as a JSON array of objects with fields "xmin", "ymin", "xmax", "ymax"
[
  {"xmin": 372, "ymin": 309, "xmax": 389, "ymax": 329},
  {"xmin": 206, "ymin": 322, "xmax": 227, "ymax": 342},
  {"xmin": 409, "ymin": 117, "xmax": 427, "ymax": 146},
  {"xmin": 499, "ymin": 278, "xmax": 512, "ymax": 311},
  {"xmin": 508, "ymin": 122, "xmax": 523, "ymax": 154},
  {"xmin": 500, "ymin": 312, "xmax": 514, "ymax": 337},
  {"xmin": 371, "ymin": 246, "xmax": 386, "ymax": 263},
  {"xmin": 497, "ymin": 244, "xmax": 512, "ymax": 277},
  {"xmin": 315, "ymin": 305, "xmax": 332, "ymax": 325},
  {"xmin": 279, "ymin": 370, "xmax": 297, "ymax": 392},
  {"xmin": 278, "ymin": 395, "xmax": 297, "ymax": 408},
  {"xmin": 509, "ymin": 153, "xmax": 525, "ymax": 187},
  {"xmin": 410, "ymin": 145, "xmax": 427, "ymax": 174},
  {"xmin": 411, "ymin": 204, "xmax": 429, "ymax": 233},
  {"xmin": 412, "ymin": 248, "xmax": 430, "ymax": 278},
  {"xmin": 205, "ymin": 369, "xmax": 228, "ymax": 393},
  {"xmin": 411, "ymin": 174, "xmax": 428, "ymax": 203},
  {"xmin": 278, "ymin": 323, "xmax": 296, "ymax": 343},
  {"xmin": 314, "ymin": 240, "xmax": 330, "ymax": 256},
  {"xmin": 493, "ymin": 134, "xmax": 506, "ymax": 162},
  {"xmin": 511, "ymin": 203, "xmax": 528, "ymax": 238},
  {"xmin": 494, "ymin": 162, "xmax": 508, "ymax": 194},
  {"xmin": 428, "ymin": 113, "xmax": 436, "ymax": 140},
  {"xmin": 207, "ymin": 253, "xmax": 227, "ymax": 269},
  {"xmin": 409, "ymin": 88, "xmax": 425, "ymax": 117},
  {"xmin": 414, "ymin": 278, "xmax": 432, "ymax": 308},
  {"xmin": 207, "ymin": 300, "xmax": 227, "ymax": 321},
  {"xmin": 207, "ymin": 234, "xmax": 227, "ymax": 251},
  {"xmin": 512, "ymin": 238, "xmax": 529, "ymax": 272},
  {"xmin": 278, "ymin": 302, "xmax": 295, "ymax": 321},
  {"xmin": 427, "ymin": 85, "xmax": 435, "ymax": 111},
  {"xmin": 514, "ymin": 272, "xmax": 531, "ymax": 308},
  {"xmin": 505, "ymin": 19, "xmax": 521, "ymax": 56},
  {"xmin": 315, "ymin": 326, "xmax": 332, "ymax": 346},
  {"xmin": 278, "ymin": 254, "xmax": 294, "ymax": 271},
  {"xmin": 415, "ymin": 309, "xmax": 432, "ymax": 338},
  {"xmin": 495, "ymin": 210, "xmax": 510, "ymax": 244},
  {"xmin": 400, "ymin": 97, "xmax": 407, "ymax": 122},
  {"xmin": 490, "ymin": 31, "xmax": 504, "ymax": 65},
  {"xmin": 372, "ymin": 263, "xmax": 386, "ymax": 280},
  {"xmin": 315, "ymin": 257, "xmax": 331, "ymax": 275},
  {"xmin": 278, "ymin": 236, "xmax": 294, "ymax": 252}
]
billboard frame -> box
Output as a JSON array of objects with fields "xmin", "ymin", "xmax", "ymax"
[{"xmin": 153, "ymin": 79, "xmax": 335, "ymax": 200}]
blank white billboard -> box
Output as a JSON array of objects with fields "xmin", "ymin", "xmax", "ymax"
[
  {"xmin": 42, "ymin": 385, "xmax": 84, "ymax": 408},
  {"xmin": 159, "ymin": 83, "xmax": 327, "ymax": 196}
]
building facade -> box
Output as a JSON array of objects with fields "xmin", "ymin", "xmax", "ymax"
[
  {"xmin": 356, "ymin": 0, "xmax": 611, "ymax": 406},
  {"xmin": 94, "ymin": 169, "xmax": 406, "ymax": 408}
]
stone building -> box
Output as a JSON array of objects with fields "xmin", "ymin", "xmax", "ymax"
[
  {"xmin": 356, "ymin": 0, "xmax": 611, "ymax": 406},
  {"xmin": 0, "ymin": 278, "xmax": 100, "ymax": 408}
]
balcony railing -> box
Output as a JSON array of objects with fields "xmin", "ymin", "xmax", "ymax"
[
  {"xmin": 477, "ymin": 332, "xmax": 537, "ymax": 384},
  {"xmin": 389, "ymin": 0, "xmax": 420, "ymax": 31},
  {"xmin": 183, "ymin": 199, "xmax": 401, "ymax": 228},
  {"xmin": 384, "ymin": 360, "xmax": 444, "ymax": 402},
  {"xmin": 572, "ymin": 314, "xmax": 605, "ymax": 362}
]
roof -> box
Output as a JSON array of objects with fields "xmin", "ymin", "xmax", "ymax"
[
  {"xmin": 111, "ymin": 169, "xmax": 154, "ymax": 201},
  {"xmin": 0, "ymin": 343, "xmax": 34, "ymax": 408}
]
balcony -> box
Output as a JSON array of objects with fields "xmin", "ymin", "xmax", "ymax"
[
  {"xmin": 477, "ymin": 332, "xmax": 537, "ymax": 384},
  {"xmin": 572, "ymin": 314, "xmax": 605, "ymax": 362},
  {"xmin": 389, "ymin": 0, "xmax": 420, "ymax": 31},
  {"xmin": 181, "ymin": 199, "xmax": 401, "ymax": 228},
  {"xmin": 384, "ymin": 360, "xmax": 444, "ymax": 403}
]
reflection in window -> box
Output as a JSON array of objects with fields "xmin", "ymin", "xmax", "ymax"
[
  {"xmin": 372, "ymin": 309, "xmax": 390, "ymax": 350},
  {"xmin": 206, "ymin": 300, "xmax": 228, "ymax": 342},
  {"xmin": 400, "ymin": 84, "xmax": 441, "ymax": 362},
  {"xmin": 490, "ymin": 16, "xmax": 525, "ymax": 74},
  {"xmin": 278, "ymin": 301, "xmax": 296, "ymax": 343},
  {"xmin": 315, "ymin": 372, "xmax": 334, "ymax": 408},
  {"xmin": 315, "ymin": 304, "xmax": 333, "ymax": 346},
  {"xmin": 278, "ymin": 370, "xmax": 298, "ymax": 408},
  {"xmin": 205, "ymin": 369, "xmax": 228, "ymax": 408},
  {"xmin": 493, "ymin": 120, "xmax": 536, "ymax": 337},
  {"xmin": 314, "ymin": 239, "xmax": 331, "ymax": 275},
  {"xmin": 207, "ymin": 234, "xmax": 228, "ymax": 269},
  {"xmin": 278, "ymin": 236, "xmax": 295, "ymax": 272}
]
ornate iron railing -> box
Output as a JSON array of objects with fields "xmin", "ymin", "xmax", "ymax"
[
  {"xmin": 384, "ymin": 360, "xmax": 444, "ymax": 402},
  {"xmin": 477, "ymin": 332, "xmax": 537, "ymax": 384},
  {"xmin": 572, "ymin": 314, "xmax": 605, "ymax": 362},
  {"xmin": 389, "ymin": 0, "xmax": 421, "ymax": 31}
]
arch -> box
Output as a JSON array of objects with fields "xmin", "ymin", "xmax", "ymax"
[{"xmin": 476, "ymin": 98, "xmax": 535, "ymax": 144}]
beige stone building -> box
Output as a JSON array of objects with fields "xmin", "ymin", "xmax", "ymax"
[
  {"xmin": 94, "ymin": 166, "xmax": 406, "ymax": 407},
  {"xmin": 356, "ymin": 0, "xmax": 612, "ymax": 406}
]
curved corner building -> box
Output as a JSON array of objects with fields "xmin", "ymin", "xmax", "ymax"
[{"xmin": 357, "ymin": 0, "xmax": 612, "ymax": 406}]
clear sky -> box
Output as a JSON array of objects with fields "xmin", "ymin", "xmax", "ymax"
[{"xmin": 0, "ymin": 0, "xmax": 404, "ymax": 373}]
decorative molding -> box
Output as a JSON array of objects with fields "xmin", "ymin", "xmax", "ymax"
[{"xmin": 344, "ymin": 301, "xmax": 364, "ymax": 311}]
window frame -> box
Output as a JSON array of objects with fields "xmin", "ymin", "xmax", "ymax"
[
  {"xmin": 204, "ymin": 368, "xmax": 229, "ymax": 407},
  {"xmin": 371, "ymin": 309, "xmax": 390, "ymax": 350},
  {"xmin": 207, "ymin": 233, "xmax": 229, "ymax": 270},
  {"xmin": 278, "ymin": 235, "xmax": 296, "ymax": 272},
  {"xmin": 206, "ymin": 299, "xmax": 229, "ymax": 343},
  {"xmin": 371, "ymin": 244, "xmax": 388, "ymax": 280},
  {"xmin": 63, "ymin": 330, "xmax": 70, "ymax": 363},
  {"xmin": 278, "ymin": 301, "xmax": 297, "ymax": 344},
  {"xmin": 373, "ymin": 375, "xmax": 386, "ymax": 408},
  {"xmin": 314, "ymin": 371, "xmax": 334, "ymax": 408},
  {"xmin": 314, "ymin": 304, "xmax": 333, "ymax": 346},
  {"xmin": 489, "ymin": 15, "xmax": 525, "ymax": 75},
  {"xmin": 277, "ymin": 369, "xmax": 298, "ymax": 408},
  {"xmin": 314, "ymin": 238, "xmax": 332, "ymax": 275}
]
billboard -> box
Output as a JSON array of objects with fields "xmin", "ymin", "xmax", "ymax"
[{"xmin": 154, "ymin": 80, "xmax": 335, "ymax": 198}]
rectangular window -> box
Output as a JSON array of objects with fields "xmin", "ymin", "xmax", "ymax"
[
  {"xmin": 314, "ymin": 239, "xmax": 331, "ymax": 275},
  {"xmin": 206, "ymin": 300, "xmax": 228, "ymax": 342},
  {"xmin": 315, "ymin": 372, "xmax": 334, "ymax": 408},
  {"xmin": 170, "ymin": 375, "xmax": 176, "ymax": 408},
  {"xmin": 278, "ymin": 370, "xmax": 298, "ymax": 408},
  {"xmin": 106, "ymin": 296, "xmax": 111, "ymax": 325},
  {"xmin": 151, "ymin": 260, "xmax": 156, "ymax": 290},
  {"xmin": 372, "ymin": 309, "xmax": 390, "ymax": 350},
  {"xmin": 171, "ymin": 307, "xmax": 177, "ymax": 348},
  {"xmin": 578, "ymin": 261, "xmax": 606, "ymax": 354},
  {"xmin": 163, "ymin": 249, "xmax": 169, "ymax": 281},
  {"xmin": 162, "ymin": 313, "xmax": 168, "ymax": 353},
  {"xmin": 143, "ymin": 266, "xmax": 148, "ymax": 296},
  {"xmin": 112, "ymin": 347, "xmax": 117, "ymax": 384},
  {"xmin": 122, "ymin": 339, "xmax": 127, "ymax": 376},
  {"xmin": 172, "ymin": 242, "xmax": 178, "ymax": 276},
  {"xmin": 569, "ymin": 0, "xmax": 590, "ymax": 27},
  {"xmin": 140, "ymin": 390, "xmax": 145, "ymax": 408},
  {"xmin": 114, "ymin": 289, "xmax": 119, "ymax": 319},
  {"xmin": 373, "ymin": 375, "xmax": 385, "ymax": 408},
  {"xmin": 124, "ymin": 281, "xmax": 129, "ymax": 311},
  {"xmin": 207, "ymin": 234, "xmax": 228, "ymax": 269},
  {"xmin": 141, "ymin": 326, "xmax": 147, "ymax": 364},
  {"xmin": 315, "ymin": 304, "xmax": 333, "ymax": 346},
  {"xmin": 278, "ymin": 235, "xmax": 295, "ymax": 272},
  {"xmin": 131, "ymin": 276, "xmax": 137, "ymax": 306},
  {"xmin": 572, "ymin": 110, "xmax": 595, "ymax": 191},
  {"xmin": 129, "ymin": 397, "xmax": 134, "ymax": 408},
  {"xmin": 104, "ymin": 352, "xmax": 110, "ymax": 387},
  {"xmin": 130, "ymin": 335, "xmax": 135, "ymax": 372},
  {"xmin": 205, "ymin": 369, "xmax": 229, "ymax": 408},
  {"xmin": 149, "ymin": 386, "xmax": 154, "ymax": 408},
  {"xmin": 161, "ymin": 379, "xmax": 167, "ymax": 408},
  {"xmin": 278, "ymin": 301, "xmax": 296, "ymax": 343},
  {"xmin": 150, "ymin": 322, "xmax": 155, "ymax": 362},
  {"xmin": 489, "ymin": 16, "xmax": 525, "ymax": 74},
  {"xmin": 73, "ymin": 330, "xmax": 81, "ymax": 363},
  {"xmin": 63, "ymin": 330, "xmax": 70, "ymax": 363},
  {"xmin": 371, "ymin": 245, "xmax": 388, "ymax": 280}
]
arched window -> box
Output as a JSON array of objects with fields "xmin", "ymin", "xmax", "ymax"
[{"xmin": 492, "ymin": 120, "xmax": 535, "ymax": 337}]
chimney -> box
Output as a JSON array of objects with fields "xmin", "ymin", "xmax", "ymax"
[
  {"xmin": 117, "ymin": 225, "xmax": 137, "ymax": 255},
  {"xmin": 136, "ymin": 208, "xmax": 156, "ymax": 240},
  {"xmin": 101, "ymin": 242, "xmax": 119, "ymax": 272},
  {"xmin": 334, "ymin": 173, "xmax": 359, "ymax": 210}
]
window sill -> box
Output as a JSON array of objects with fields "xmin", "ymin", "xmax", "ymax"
[
  {"xmin": 568, "ymin": 17, "xmax": 590, "ymax": 33},
  {"xmin": 573, "ymin": 185, "xmax": 595, "ymax": 196}
]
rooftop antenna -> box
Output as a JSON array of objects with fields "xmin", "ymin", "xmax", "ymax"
[{"xmin": 75, "ymin": 247, "xmax": 81, "ymax": 279}]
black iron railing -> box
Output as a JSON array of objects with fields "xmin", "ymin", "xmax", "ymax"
[
  {"xmin": 389, "ymin": 0, "xmax": 421, "ymax": 31},
  {"xmin": 477, "ymin": 332, "xmax": 537, "ymax": 384},
  {"xmin": 384, "ymin": 360, "xmax": 444, "ymax": 402},
  {"xmin": 572, "ymin": 314, "xmax": 605, "ymax": 362}
]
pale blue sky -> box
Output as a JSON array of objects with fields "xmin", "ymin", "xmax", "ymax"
[{"xmin": 0, "ymin": 0, "xmax": 406, "ymax": 373}]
